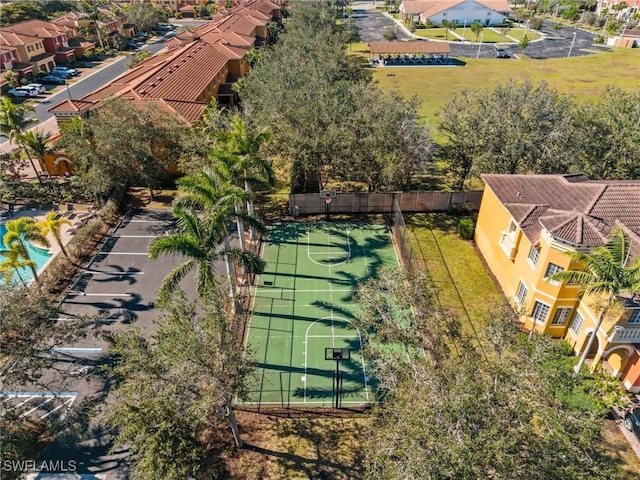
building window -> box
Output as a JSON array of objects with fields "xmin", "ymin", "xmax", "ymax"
[
  {"xmin": 531, "ymin": 301, "xmax": 550, "ymax": 323},
  {"xmin": 552, "ymin": 307, "xmax": 572, "ymax": 326},
  {"xmin": 544, "ymin": 263, "xmax": 564, "ymax": 285},
  {"xmin": 516, "ymin": 281, "xmax": 528, "ymax": 305},
  {"xmin": 629, "ymin": 309, "xmax": 640, "ymax": 324},
  {"xmin": 570, "ymin": 312, "xmax": 584, "ymax": 334},
  {"xmin": 528, "ymin": 246, "xmax": 540, "ymax": 267},
  {"xmin": 500, "ymin": 220, "xmax": 518, "ymax": 258}
]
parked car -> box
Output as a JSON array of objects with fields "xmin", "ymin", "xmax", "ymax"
[
  {"xmin": 38, "ymin": 75, "xmax": 66, "ymax": 85},
  {"xmin": 156, "ymin": 23, "xmax": 175, "ymax": 31},
  {"xmin": 7, "ymin": 88, "xmax": 30, "ymax": 98},
  {"xmin": 125, "ymin": 40, "xmax": 141, "ymax": 50},
  {"xmin": 52, "ymin": 66, "xmax": 79, "ymax": 77},
  {"xmin": 49, "ymin": 69, "xmax": 71, "ymax": 79},
  {"xmin": 624, "ymin": 405, "xmax": 640, "ymax": 438},
  {"xmin": 495, "ymin": 47, "xmax": 509, "ymax": 58},
  {"xmin": 25, "ymin": 83, "xmax": 45, "ymax": 94},
  {"xmin": 15, "ymin": 86, "xmax": 38, "ymax": 97}
]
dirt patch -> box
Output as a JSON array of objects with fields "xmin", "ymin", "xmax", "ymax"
[
  {"xmin": 598, "ymin": 419, "xmax": 640, "ymax": 480},
  {"xmin": 226, "ymin": 411, "xmax": 368, "ymax": 480}
]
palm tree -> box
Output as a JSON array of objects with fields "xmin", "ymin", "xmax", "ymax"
[
  {"xmin": 22, "ymin": 130, "xmax": 54, "ymax": 179},
  {"xmin": 218, "ymin": 115, "xmax": 273, "ymax": 240},
  {"xmin": 3, "ymin": 70, "xmax": 17, "ymax": 88},
  {"xmin": 173, "ymin": 168, "xmax": 265, "ymax": 292},
  {"xmin": 3, "ymin": 217, "xmax": 50, "ymax": 283},
  {"xmin": 550, "ymin": 228, "xmax": 640, "ymax": 376},
  {"xmin": 0, "ymin": 244, "xmax": 35, "ymax": 286},
  {"xmin": 81, "ymin": 2, "xmax": 106, "ymax": 50},
  {"xmin": 0, "ymin": 97, "xmax": 41, "ymax": 183},
  {"xmin": 148, "ymin": 206, "xmax": 265, "ymax": 299},
  {"xmin": 38, "ymin": 212, "xmax": 72, "ymax": 257}
]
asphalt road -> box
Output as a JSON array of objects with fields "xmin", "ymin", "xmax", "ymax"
[{"xmin": 0, "ymin": 34, "xmax": 171, "ymax": 142}]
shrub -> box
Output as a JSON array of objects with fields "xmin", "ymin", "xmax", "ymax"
[
  {"xmin": 530, "ymin": 17, "xmax": 544, "ymax": 30},
  {"xmin": 457, "ymin": 217, "xmax": 475, "ymax": 240},
  {"xmin": 594, "ymin": 35, "xmax": 606, "ymax": 44}
]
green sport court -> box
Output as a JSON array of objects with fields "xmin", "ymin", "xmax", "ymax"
[{"xmin": 242, "ymin": 222, "xmax": 399, "ymax": 408}]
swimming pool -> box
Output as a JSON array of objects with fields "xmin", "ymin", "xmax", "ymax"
[{"xmin": 0, "ymin": 222, "xmax": 52, "ymax": 285}]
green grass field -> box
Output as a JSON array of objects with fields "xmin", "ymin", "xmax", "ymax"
[
  {"xmin": 504, "ymin": 28, "xmax": 542, "ymax": 41},
  {"xmin": 458, "ymin": 28, "xmax": 505, "ymax": 43},
  {"xmin": 243, "ymin": 222, "xmax": 398, "ymax": 408},
  {"xmin": 369, "ymin": 48, "xmax": 640, "ymax": 126},
  {"xmin": 414, "ymin": 28, "xmax": 459, "ymax": 40}
]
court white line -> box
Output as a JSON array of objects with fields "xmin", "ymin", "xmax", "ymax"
[
  {"xmin": 253, "ymin": 289, "xmax": 352, "ymax": 293},
  {"xmin": 239, "ymin": 400, "xmax": 372, "ymax": 405},
  {"xmin": 306, "ymin": 225, "xmax": 352, "ymax": 267},
  {"xmin": 49, "ymin": 317, "xmax": 80, "ymax": 321},
  {"xmin": 307, "ymin": 335, "xmax": 360, "ymax": 338},
  {"xmin": 2, "ymin": 395, "xmax": 36, "ymax": 413}
]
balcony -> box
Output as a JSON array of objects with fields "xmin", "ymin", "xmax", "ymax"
[
  {"xmin": 499, "ymin": 231, "xmax": 517, "ymax": 259},
  {"xmin": 608, "ymin": 326, "xmax": 640, "ymax": 343}
]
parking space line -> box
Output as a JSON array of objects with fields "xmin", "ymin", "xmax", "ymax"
[
  {"xmin": 67, "ymin": 292, "xmax": 134, "ymax": 297},
  {"xmin": 112, "ymin": 235, "xmax": 159, "ymax": 238},
  {"xmin": 22, "ymin": 397, "xmax": 56, "ymax": 417},
  {"xmin": 83, "ymin": 270, "xmax": 145, "ymax": 275},
  {"xmin": 50, "ymin": 348, "xmax": 103, "ymax": 354},
  {"xmin": 126, "ymin": 220, "xmax": 170, "ymax": 223},
  {"xmin": 97, "ymin": 252, "xmax": 149, "ymax": 255},
  {"xmin": 41, "ymin": 396, "xmax": 76, "ymax": 419},
  {"xmin": 1, "ymin": 392, "xmax": 78, "ymax": 397}
]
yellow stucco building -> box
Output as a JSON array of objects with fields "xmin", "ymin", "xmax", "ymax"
[{"xmin": 476, "ymin": 174, "xmax": 640, "ymax": 392}]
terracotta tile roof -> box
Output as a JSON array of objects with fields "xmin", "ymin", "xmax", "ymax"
[
  {"xmin": 483, "ymin": 174, "xmax": 640, "ymax": 249},
  {"xmin": 199, "ymin": 31, "xmax": 254, "ymax": 47},
  {"xmin": 2, "ymin": 19, "xmax": 70, "ymax": 39},
  {"xmin": 134, "ymin": 42, "xmax": 228, "ymax": 101},
  {"xmin": 164, "ymin": 99, "xmax": 208, "ymax": 122},
  {"xmin": 400, "ymin": 0, "xmax": 447, "ymax": 14},
  {"xmin": 212, "ymin": 42, "xmax": 249, "ymax": 59},
  {"xmin": 369, "ymin": 41, "xmax": 451, "ymax": 54},
  {"xmin": 213, "ymin": 14, "xmax": 260, "ymax": 36},
  {"xmin": 0, "ymin": 31, "xmax": 41, "ymax": 47},
  {"xmin": 82, "ymin": 84, "xmax": 129, "ymax": 102},
  {"xmin": 475, "ymin": 0, "xmax": 513, "ymax": 11},
  {"xmin": 47, "ymin": 99, "xmax": 94, "ymax": 114}
]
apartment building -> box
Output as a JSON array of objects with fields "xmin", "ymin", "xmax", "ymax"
[{"xmin": 475, "ymin": 174, "xmax": 640, "ymax": 392}]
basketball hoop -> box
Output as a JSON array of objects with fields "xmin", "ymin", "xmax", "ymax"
[{"xmin": 324, "ymin": 195, "xmax": 332, "ymax": 205}]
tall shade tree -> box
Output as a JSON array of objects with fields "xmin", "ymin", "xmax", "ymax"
[
  {"xmin": 38, "ymin": 212, "xmax": 71, "ymax": 257},
  {"xmin": 550, "ymin": 228, "xmax": 640, "ymax": 376},
  {"xmin": 0, "ymin": 244, "xmax": 34, "ymax": 286},
  {"xmin": 2, "ymin": 217, "xmax": 50, "ymax": 283},
  {"xmin": 0, "ymin": 97, "xmax": 41, "ymax": 184},
  {"xmin": 573, "ymin": 87, "xmax": 640, "ymax": 180},
  {"xmin": 60, "ymin": 98, "xmax": 184, "ymax": 200},
  {"xmin": 148, "ymin": 205, "xmax": 265, "ymax": 300},
  {"xmin": 106, "ymin": 288, "xmax": 254, "ymax": 478},
  {"xmin": 437, "ymin": 80, "xmax": 576, "ymax": 186},
  {"xmin": 81, "ymin": 1, "xmax": 105, "ymax": 50}
]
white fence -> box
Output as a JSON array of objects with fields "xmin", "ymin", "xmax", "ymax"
[{"xmin": 289, "ymin": 191, "xmax": 483, "ymax": 216}]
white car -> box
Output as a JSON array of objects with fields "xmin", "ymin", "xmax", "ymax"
[
  {"xmin": 25, "ymin": 83, "xmax": 45, "ymax": 94},
  {"xmin": 7, "ymin": 88, "xmax": 31, "ymax": 98},
  {"xmin": 16, "ymin": 86, "xmax": 39, "ymax": 96}
]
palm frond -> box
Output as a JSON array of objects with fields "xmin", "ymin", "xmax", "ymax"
[
  {"xmin": 148, "ymin": 234, "xmax": 204, "ymax": 260},
  {"xmin": 157, "ymin": 259, "xmax": 197, "ymax": 299},
  {"xmin": 221, "ymin": 247, "xmax": 266, "ymax": 274}
]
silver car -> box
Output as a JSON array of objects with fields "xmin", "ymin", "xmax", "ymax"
[{"xmin": 25, "ymin": 83, "xmax": 46, "ymax": 94}]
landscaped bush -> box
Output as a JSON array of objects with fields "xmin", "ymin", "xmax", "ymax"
[
  {"xmin": 457, "ymin": 217, "xmax": 475, "ymax": 240},
  {"xmin": 530, "ymin": 17, "xmax": 544, "ymax": 30}
]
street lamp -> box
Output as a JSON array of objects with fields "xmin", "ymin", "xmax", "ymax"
[
  {"xmin": 567, "ymin": 31, "xmax": 577, "ymax": 58},
  {"xmin": 476, "ymin": 32, "xmax": 483, "ymax": 58},
  {"xmin": 462, "ymin": 19, "xmax": 467, "ymax": 41}
]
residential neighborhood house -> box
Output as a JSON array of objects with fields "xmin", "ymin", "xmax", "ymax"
[
  {"xmin": 596, "ymin": 0, "xmax": 640, "ymax": 21},
  {"xmin": 475, "ymin": 174, "xmax": 640, "ymax": 393},
  {"xmin": 399, "ymin": 0, "xmax": 513, "ymax": 26}
]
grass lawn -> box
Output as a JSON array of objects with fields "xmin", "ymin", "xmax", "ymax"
[
  {"xmin": 505, "ymin": 28, "xmax": 543, "ymax": 41},
  {"xmin": 406, "ymin": 213, "xmax": 504, "ymax": 338},
  {"xmin": 414, "ymin": 28, "xmax": 458, "ymax": 41},
  {"xmin": 458, "ymin": 28, "xmax": 505, "ymax": 43},
  {"xmin": 370, "ymin": 48, "xmax": 640, "ymax": 127}
]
